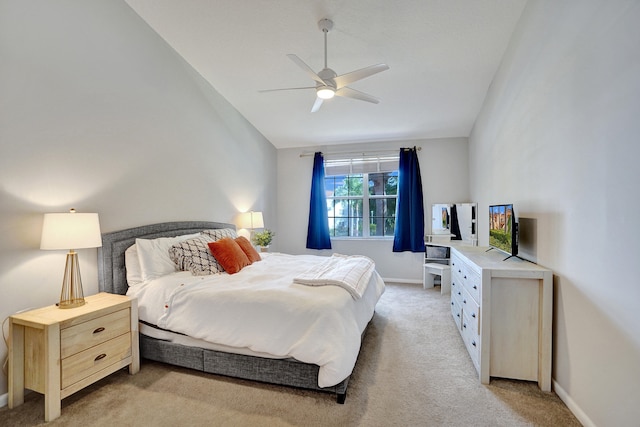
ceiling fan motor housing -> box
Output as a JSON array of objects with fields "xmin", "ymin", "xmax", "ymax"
[
  {"xmin": 317, "ymin": 68, "xmax": 337, "ymax": 89},
  {"xmin": 318, "ymin": 18, "xmax": 334, "ymax": 33}
]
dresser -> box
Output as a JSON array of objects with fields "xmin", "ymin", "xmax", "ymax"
[
  {"xmin": 450, "ymin": 246, "xmax": 553, "ymax": 391},
  {"xmin": 8, "ymin": 292, "xmax": 139, "ymax": 421}
]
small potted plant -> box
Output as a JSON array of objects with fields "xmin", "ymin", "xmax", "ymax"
[{"xmin": 252, "ymin": 229, "xmax": 275, "ymax": 252}]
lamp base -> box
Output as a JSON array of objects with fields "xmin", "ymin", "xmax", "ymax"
[
  {"xmin": 59, "ymin": 251, "xmax": 86, "ymax": 309},
  {"xmin": 58, "ymin": 299, "xmax": 86, "ymax": 309}
]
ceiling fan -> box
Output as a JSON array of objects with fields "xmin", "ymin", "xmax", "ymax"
[{"xmin": 260, "ymin": 18, "xmax": 389, "ymax": 113}]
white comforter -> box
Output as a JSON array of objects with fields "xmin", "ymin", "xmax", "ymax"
[
  {"xmin": 127, "ymin": 252, "xmax": 385, "ymax": 387},
  {"xmin": 293, "ymin": 254, "xmax": 374, "ymax": 299}
]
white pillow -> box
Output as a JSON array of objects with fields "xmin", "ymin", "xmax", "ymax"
[
  {"xmin": 124, "ymin": 244, "xmax": 143, "ymax": 287},
  {"xmin": 136, "ymin": 233, "xmax": 201, "ymax": 281}
]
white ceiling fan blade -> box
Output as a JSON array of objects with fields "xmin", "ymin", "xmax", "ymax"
[
  {"xmin": 258, "ymin": 86, "xmax": 316, "ymax": 93},
  {"xmin": 311, "ymin": 97, "xmax": 324, "ymax": 113},
  {"xmin": 333, "ymin": 64, "xmax": 389, "ymax": 89},
  {"xmin": 287, "ymin": 54, "xmax": 326, "ymax": 85},
  {"xmin": 335, "ymin": 87, "xmax": 380, "ymax": 104}
]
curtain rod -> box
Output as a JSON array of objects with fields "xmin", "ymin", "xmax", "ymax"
[{"xmin": 299, "ymin": 146, "xmax": 421, "ymax": 158}]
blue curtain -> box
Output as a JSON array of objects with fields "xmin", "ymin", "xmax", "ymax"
[
  {"xmin": 393, "ymin": 147, "xmax": 425, "ymax": 252},
  {"xmin": 306, "ymin": 152, "xmax": 332, "ymax": 250}
]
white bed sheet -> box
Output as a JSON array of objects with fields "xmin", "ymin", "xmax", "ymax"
[{"xmin": 127, "ymin": 252, "xmax": 385, "ymax": 387}]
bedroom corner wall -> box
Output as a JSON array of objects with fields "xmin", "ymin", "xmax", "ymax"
[
  {"xmin": 469, "ymin": 1, "xmax": 640, "ymax": 426},
  {"xmin": 0, "ymin": 0, "xmax": 276, "ymax": 397},
  {"xmin": 277, "ymin": 138, "xmax": 470, "ymax": 281}
]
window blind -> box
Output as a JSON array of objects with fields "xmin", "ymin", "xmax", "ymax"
[{"xmin": 324, "ymin": 155, "xmax": 399, "ymax": 175}]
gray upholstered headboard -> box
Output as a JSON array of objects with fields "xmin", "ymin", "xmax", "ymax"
[{"xmin": 98, "ymin": 221, "xmax": 235, "ymax": 295}]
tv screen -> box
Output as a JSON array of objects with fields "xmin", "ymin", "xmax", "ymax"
[{"xmin": 489, "ymin": 204, "xmax": 517, "ymax": 256}]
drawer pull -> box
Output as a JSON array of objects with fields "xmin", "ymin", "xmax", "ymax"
[
  {"xmin": 458, "ymin": 291, "xmax": 461, "ymax": 296},
  {"xmin": 473, "ymin": 285, "xmax": 477, "ymax": 290},
  {"xmin": 463, "ymin": 299, "xmax": 467, "ymax": 304},
  {"xmin": 464, "ymin": 275, "xmax": 467, "ymax": 279},
  {"xmin": 94, "ymin": 353, "xmax": 107, "ymax": 362},
  {"xmin": 472, "ymin": 340, "xmax": 477, "ymax": 347},
  {"xmin": 463, "ymin": 323, "xmax": 467, "ymax": 329},
  {"xmin": 472, "ymin": 313, "xmax": 476, "ymax": 318},
  {"xmin": 93, "ymin": 327, "xmax": 106, "ymax": 334},
  {"xmin": 451, "ymin": 302, "xmax": 454, "ymax": 306},
  {"xmin": 457, "ymin": 313, "xmax": 460, "ymax": 318}
]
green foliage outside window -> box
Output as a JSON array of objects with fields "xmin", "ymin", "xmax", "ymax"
[{"xmin": 325, "ymin": 172, "xmax": 397, "ymax": 238}]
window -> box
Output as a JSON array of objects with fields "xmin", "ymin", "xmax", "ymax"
[{"xmin": 324, "ymin": 155, "xmax": 399, "ymax": 238}]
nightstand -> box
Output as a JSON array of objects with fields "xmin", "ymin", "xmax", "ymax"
[{"xmin": 8, "ymin": 292, "xmax": 139, "ymax": 421}]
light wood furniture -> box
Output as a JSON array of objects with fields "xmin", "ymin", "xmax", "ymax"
[
  {"xmin": 450, "ymin": 246, "xmax": 553, "ymax": 391},
  {"xmin": 8, "ymin": 292, "xmax": 139, "ymax": 421}
]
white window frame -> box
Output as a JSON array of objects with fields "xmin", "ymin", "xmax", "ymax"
[{"xmin": 324, "ymin": 155, "xmax": 399, "ymax": 239}]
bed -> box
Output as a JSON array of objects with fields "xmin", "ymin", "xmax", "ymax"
[{"xmin": 97, "ymin": 221, "xmax": 385, "ymax": 403}]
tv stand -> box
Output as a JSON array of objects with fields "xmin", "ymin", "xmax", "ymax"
[
  {"xmin": 502, "ymin": 254, "xmax": 531, "ymax": 262},
  {"xmin": 485, "ymin": 247, "xmax": 530, "ymax": 263}
]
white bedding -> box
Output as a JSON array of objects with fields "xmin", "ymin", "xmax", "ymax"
[
  {"xmin": 293, "ymin": 253, "xmax": 375, "ymax": 299},
  {"xmin": 127, "ymin": 252, "xmax": 385, "ymax": 387}
]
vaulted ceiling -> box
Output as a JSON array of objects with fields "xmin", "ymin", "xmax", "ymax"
[{"xmin": 124, "ymin": 0, "xmax": 527, "ymax": 148}]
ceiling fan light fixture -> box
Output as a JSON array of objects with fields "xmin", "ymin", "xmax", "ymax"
[{"xmin": 317, "ymin": 87, "xmax": 335, "ymax": 99}]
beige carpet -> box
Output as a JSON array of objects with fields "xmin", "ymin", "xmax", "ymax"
[{"xmin": 0, "ymin": 283, "xmax": 580, "ymax": 426}]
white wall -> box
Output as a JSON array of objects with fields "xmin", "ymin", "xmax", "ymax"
[
  {"xmin": 469, "ymin": 1, "xmax": 640, "ymax": 426},
  {"xmin": 0, "ymin": 0, "xmax": 276, "ymax": 396},
  {"xmin": 277, "ymin": 138, "xmax": 469, "ymax": 281}
]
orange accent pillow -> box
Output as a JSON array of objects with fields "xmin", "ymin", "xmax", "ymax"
[
  {"xmin": 235, "ymin": 236, "xmax": 261, "ymax": 263},
  {"xmin": 207, "ymin": 238, "xmax": 251, "ymax": 274}
]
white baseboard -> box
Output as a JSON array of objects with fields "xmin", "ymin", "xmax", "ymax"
[
  {"xmin": 0, "ymin": 392, "xmax": 7, "ymax": 408},
  {"xmin": 553, "ymin": 379, "xmax": 595, "ymax": 427},
  {"xmin": 381, "ymin": 277, "xmax": 422, "ymax": 285}
]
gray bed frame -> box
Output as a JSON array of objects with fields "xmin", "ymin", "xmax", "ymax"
[{"xmin": 97, "ymin": 221, "xmax": 351, "ymax": 403}]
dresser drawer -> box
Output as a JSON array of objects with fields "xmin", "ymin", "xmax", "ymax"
[
  {"xmin": 61, "ymin": 308, "xmax": 130, "ymax": 358},
  {"xmin": 451, "ymin": 254, "xmax": 463, "ymax": 281},
  {"xmin": 451, "ymin": 296, "xmax": 463, "ymax": 331},
  {"xmin": 461, "ymin": 287, "xmax": 480, "ymax": 335},
  {"xmin": 452, "ymin": 254, "xmax": 480, "ymax": 303},
  {"xmin": 461, "ymin": 312, "xmax": 480, "ymax": 370},
  {"xmin": 463, "ymin": 270, "xmax": 481, "ymax": 303},
  {"xmin": 61, "ymin": 332, "xmax": 132, "ymax": 389}
]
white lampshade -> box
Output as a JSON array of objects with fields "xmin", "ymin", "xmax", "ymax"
[
  {"xmin": 239, "ymin": 211, "xmax": 264, "ymax": 230},
  {"xmin": 41, "ymin": 212, "xmax": 102, "ymax": 250},
  {"xmin": 40, "ymin": 210, "xmax": 102, "ymax": 309}
]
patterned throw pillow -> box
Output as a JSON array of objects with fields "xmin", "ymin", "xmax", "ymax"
[
  {"xmin": 201, "ymin": 228, "xmax": 237, "ymax": 241},
  {"xmin": 168, "ymin": 235, "xmax": 222, "ymax": 276}
]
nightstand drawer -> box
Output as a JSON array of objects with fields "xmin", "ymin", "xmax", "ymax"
[
  {"xmin": 60, "ymin": 308, "xmax": 130, "ymax": 358},
  {"xmin": 61, "ymin": 332, "xmax": 132, "ymax": 389}
]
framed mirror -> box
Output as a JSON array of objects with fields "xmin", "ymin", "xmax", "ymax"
[
  {"xmin": 428, "ymin": 202, "xmax": 477, "ymax": 245},
  {"xmin": 431, "ymin": 203, "xmax": 451, "ymax": 235}
]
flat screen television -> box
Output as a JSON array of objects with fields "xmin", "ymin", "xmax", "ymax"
[{"xmin": 489, "ymin": 204, "xmax": 518, "ymax": 260}]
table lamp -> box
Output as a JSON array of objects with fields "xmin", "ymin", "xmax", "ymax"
[
  {"xmin": 240, "ymin": 211, "xmax": 264, "ymax": 243},
  {"xmin": 40, "ymin": 209, "xmax": 102, "ymax": 308}
]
